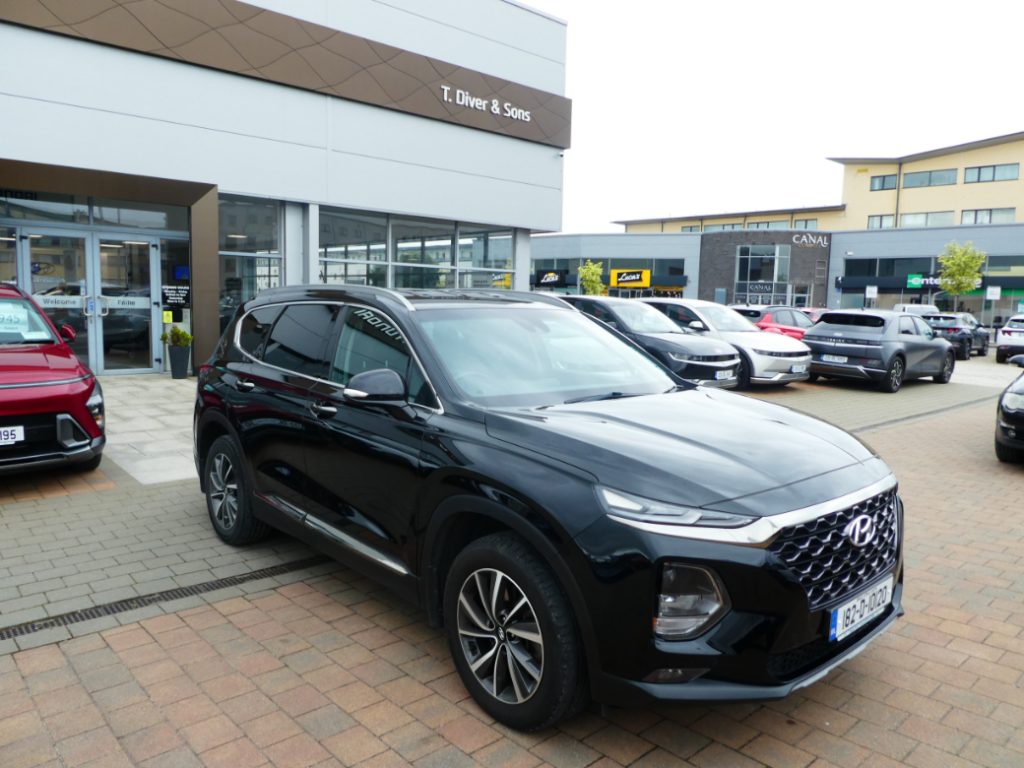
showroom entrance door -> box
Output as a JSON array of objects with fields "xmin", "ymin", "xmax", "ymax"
[{"xmin": 22, "ymin": 230, "xmax": 162, "ymax": 374}]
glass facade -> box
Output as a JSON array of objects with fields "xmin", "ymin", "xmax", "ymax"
[
  {"xmin": 0, "ymin": 227, "xmax": 15, "ymax": 283},
  {"xmin": 218, "ymin": 195, "xmax": 282, "ymax": 325},
  {"xmin": 734, "ymin": 244, "xmax": 804, "ymax": 304}
]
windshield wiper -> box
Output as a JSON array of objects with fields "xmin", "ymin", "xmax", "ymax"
[{"xmin": 563, "ymin": 391, "xmax": 642, "ymax": 404}]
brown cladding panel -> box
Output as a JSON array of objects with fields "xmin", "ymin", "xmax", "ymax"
[{"xmin": 0, "ymin": 0, "xmax": 572, "ymax": 148}]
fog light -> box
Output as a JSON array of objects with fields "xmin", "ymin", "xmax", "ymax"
[
  {"xmin": 655, "ymin": 564, "xmax": 728, "ymax": 640},
  {"xmin": 643, "ymin": 667, "xmax": 709, "ymax": 684},
  {"xmin": 86, "ymin": 381, "xmax": 105, "ymax": 431}
]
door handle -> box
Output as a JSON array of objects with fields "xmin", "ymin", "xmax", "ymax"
[
  {"xmin": 310, "ymin": 402, "xmax": 337, "ymax": 418},
  {"xmin": 235, "ymin": 379, "xmax": 255, "ymax": 392}
]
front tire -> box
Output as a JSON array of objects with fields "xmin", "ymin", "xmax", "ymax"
[
  {"xmin": 204, "ymin": 435, "xmax": 270, "ymax": 545},
  {"xmin": 934, "ymin": 353, "xmax": 954, "ymax": 383},
  {"xmin": 978, "ymin": 339, "xmax": 989, "ymax": 357},
  {"xmin": 735, "ymin": 353, "xmax": 752, "ymax": 390},
  {"xmin": 878, "ymin": 356, "xmax": 904, "ymax": 393},
  {"xmin": 997, "ymin": 350, "xmax": 1007, "ymax": 364},
  {"xmin": 443, "ymin": 532, "xmax": 586, "ymax": 731},
  {"xmin": 957, "ymin": 340, "xmax": 970, "ymax": 361}
]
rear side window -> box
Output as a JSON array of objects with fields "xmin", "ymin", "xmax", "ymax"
[
  {"xmin": 819, "ymin": 313, "xmax": 886, "ymax": 331},
  {"xmin": 262, "ymin": 303, "xmax": 337, "ymax": 378},
  {"xmin": 330, "ymin": 307, "xmax": 435, "ymax": 407},
  {"xmin": 237, "ymin": 305, "xmax": 284, "ymax": 359}
]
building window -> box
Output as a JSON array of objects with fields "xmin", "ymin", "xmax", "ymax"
[
  {"xmin": 219, "ymin": 195, "xmax": 282, "ymax": 324},
  {"xmin": 704, "ymin": 223, "xmax": 742, "ymax": 231},
  {"xmin": 793, "ymin": 218, "xmax": 817, "ymax": 230},
  {"xmin": 867, "ymin": 214, "xmax": 895, "ymax": 229},
  {"xmin": 844, "ymin": 259, "xmax": 878, "ymax": 277},
  {"xmin": 961, "ymin": 208, "xmax": 1015, "ymax": 225},
  {"xmin": 964, "ymin": 163, "xmax": 1019, "ymax": 183},
  {"xmin": 735, "ymin": 244, "xmax": 793, "ymax": 304},
  {"xmin": 457, "ymin": 225, "xmax": 513, "ymax": 289},
  {"xmin": 680, "ymin": 225, "xmax": 700, "ymax": 232},
  {"xmin": 870, "ymin": 174, "xmax": 897, "ymax": 191},
  {"xmin": 319, "ymin": 207, "xmax": 387, "ymax": 287},
  {"xmin": 747, "ymin": 221, "xmax": 789, "ymax": 230},
  {"xmin": 899, "ymin": 211, "xmax": 954, "ymax": 228},
  {"xmin": 878, "ymin": 257, "xmax": 932, "ymax": 277},
  {"xmin": 987, "ymin": 255, "xmax": 1024, "ymax": 275},
  {"xmin": 902, "ymin": 169, "xmax": 957, "ymax": 188}
]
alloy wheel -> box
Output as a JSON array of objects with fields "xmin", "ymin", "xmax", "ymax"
[
  {"xmin": 456, "ymin": 568, "xmax": 544, "ymax": 704},
  {"xmin": 890, "ymin": 358, "xmax": 903, "ymax": 390},
  {"xmin": 208, "ymin": 453, "xmax": 239, "ymax": 530}
]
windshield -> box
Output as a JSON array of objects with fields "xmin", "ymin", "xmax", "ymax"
[
  {"xmin": 416, "ymin": 306, "xmax": 675, "ymax": 407},
  {"xmin": 0, "ymin": 298, "xmax": 56, "ymax": 345},
  {"xmin": 608, "ymin": 302, "xmax": 682, "ymax": 334},
  {"xmin": 924, "ymin": 315, "xmax": 959, "ymax": 328},
  {"xmin": 699, "ymin": 304, "xmax": 759, "ymax": 332},
  {"xmin": 1006, "ymin": 317, "xmax": 1024, "ymax": 330},
  {"xmin": 819, "ymin": 313, "xmax": 886, "ymax": 331}
]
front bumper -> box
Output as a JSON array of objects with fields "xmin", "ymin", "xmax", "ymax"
[
  {"xmin": 995, "ymin": 411, "xmax": 1024, "ymax": 449},
  {"xmin": 810, "ymin": 361, "xmax": 887, "ymax": 382},
  {"xmin": 0, "ymin": 434, "xmax": 105, "ymax": 474}
]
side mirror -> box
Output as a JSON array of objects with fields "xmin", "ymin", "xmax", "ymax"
[
  {"xmin": 1009, "ymin": 355, "xmax": 1024, "ymax": 368},
  {"xmin": 60, "ymin": 324, "xmax": 77, "ymax": 342},
  {"xmin": 689, "ymin": 320, "xmax": 707, "ymax": 331},
  {"xmin": 343, "ymin": 368, "xmax": 407, "ymax": 404}
]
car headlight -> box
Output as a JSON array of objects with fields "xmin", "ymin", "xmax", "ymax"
[
  {"xmin": 1002, "ymin": 392, "xmax": 1024, "ymax": 412},
  {"xmin": 86, "ymin": 381, "xmax": 105, "ymax": 431},
  {"xmin": 666, "ymin": 352, "xmax": 691, "ymax": 362},
  {"xmin": 598, "ymin": 487, "xmax": 752, "ymax": 528},
  {"xmin": 656, "ymin": 564, "xmax": 729, "ymax": 639}
]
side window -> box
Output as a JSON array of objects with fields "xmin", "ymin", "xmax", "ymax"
[
  {"xmin": 262, "ymin": 303, "xmax": 336, "ymax": 378},
  {"xmin": 771, "ymin": 310, "xmax": 790, "ymax": 325},
  {"xmin": 898, "ymin": 316, "xmax": 917, "ymax": 335},
  {"xmin": 912, "ymin": 317, "xmax": 932, "ymax": 336},
  {"xmin": 330, "ymin": 307, "xmax": 435, "ymax": 407},
  {"xmin": 237, "ymin": 305, "xmax": 284, "ymax": 359}
]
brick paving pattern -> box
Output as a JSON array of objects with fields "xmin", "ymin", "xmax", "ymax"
[{"xmin": 2, "ymin": 369, "xmax": 1023, "ymax": 766}]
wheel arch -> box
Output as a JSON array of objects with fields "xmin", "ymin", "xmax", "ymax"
[{"xmin": 195, "ymin": 410, "xmax": 239, "ymax": 492}]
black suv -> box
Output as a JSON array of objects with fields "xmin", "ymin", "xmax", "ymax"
[
  {"xmin": 922, "ymin": 313, "xmax": 989, "ymax": 360},
  {"xmin": 194, "ymin": 286, "xmax": 904, "ymax": 730},
  {"xmin": 559, "ymin": 295, "xmax": 740, "ymax": 387}
]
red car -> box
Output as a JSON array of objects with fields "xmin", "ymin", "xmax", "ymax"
[
  {"xmin": 730, "ymin": 305, "xmax": 816, "ymax": 340},
  {"xmin": 0, "ymin": 284, "xmax": 105, "ymax": 473}
]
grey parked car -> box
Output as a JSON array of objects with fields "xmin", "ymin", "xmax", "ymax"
[{"xmin": 803, "ymin": 310, "xmax": 955, "ymax": 393}]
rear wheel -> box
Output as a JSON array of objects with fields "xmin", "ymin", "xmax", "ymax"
[
  {"xmin": 957, "ymin": 340, "xmax": 971, "ymax": 360},
  {"xmin": 204, "ymin": 435, "xmax": 271, "ymax": 545},
  {"xmin": 996, "ymin": 439, "xmax": 1024, "ymax": 463},
  {"xmin": 878, "ymin": 356, "xmax": 904, "ymax": 393},
  {"xmin": 997, "ymin": 350, "xmax": 1007, "ymax": 364},
  {"xmin": 934, "ymin": 352, "xmax": 954, "ymax": 383},
  {"xmin": 444, "ymin": 532, "xmax": 586, "ymax": 731}
]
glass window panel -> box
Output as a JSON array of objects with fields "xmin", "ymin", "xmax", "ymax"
[
  {"xmin": 900, "ymin": 213, "xmax": 927, "ymax": 227},
  {"xmin": 319, "ymin": 208, "xmax": 387, "ymax": 261},
  {"xmin": 0, "ymin": 191, "xmax": 89, "ymax": 223},
  {"xmin": 459, "ymin": 270, "xmax": 512, "ymax": 289},
  {"xmin": 0, "ymin": 227, "xmax": 15, "ymax": 284},
  {"xmin": 92, "ymin": 198, "xmax": 188, "ymax": 231},
  {"xmin": 926, "ymin": 211, "xmax": 954, "ymax": 227},
  {"xmin": 961, "ymin": 210, "xmax": 976, "ymax": 225},
  {"xmin": 845, "ymin": 259, "xmax": 877, "ymax": 277},
  {"xmin": 965, "ymin": 168, "xmax": 979, "ymax": 183},
  {"xmin": 767, "ymin": 221, "xmax": 789, "ymax": 230},
  {"xmin": 976, "ymin": 209, "xmax": 991, "ymax": 224},
  {"xmin": 878, "ymin": 257, "xmax": 932, "ymax": 277},
  {"xmin": 995, "ymin": 163, "xmax": 1019, "ymax": 181},
  {"xmin": 931, "ymin": 169, "xmax": 956, "ymax": 186},
  {"xmin": 219, "ymin": 195, "xmax": 280, "ymax": 253},
  {"xmin": 992, "ymin": 208, "xmax": 1016, "ymax": 223},
  {"xmin": 238, "ymin": 305, "xmax": 284, "ymax": 359},
  {"xmin": 392, "ymin": 217, "xmax": 454, "ymax": 265},
  {"xmin": 776, "ymin": 256, "xmax": 790, "ymax": 282},
  {"xmin": 393, "ymin": 265, "xmax": 454, "ymax": 289},
  {"xmin": 320, "ymin": 260, "xmax": 386, "ymax": 286},
  {"xmin": 262, "ymin": 303, "xmax": 336, "ymax": 378},
  {"xmin": 903, "ymin": 171, "xmax": 929, "ymax": 188},
  {"xmin": 219, "ymin": 255, "xmax": 281, "ymax": 330},
  {"xmin": 979, "ymin": 166, "xmax": 995, "ymax": 182},
  {"xmin": 458, "ymin": 227, "xmax": 513, "ymax": 270}
]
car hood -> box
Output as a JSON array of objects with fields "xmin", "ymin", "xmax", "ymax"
[
  {"xmin": 636, "ymin": 332, "xmax": 737, "ymax": 355},
  {"xmin": 0, "ymin": 343, "xmax": 91, "ymax": 386},
  {"xmin": 714, "ymin": 330, "xmax": 810, "ymax": 353},
  {"xmin": 486, "ymin": 388, "xmax": 886, "ymax": 517}
]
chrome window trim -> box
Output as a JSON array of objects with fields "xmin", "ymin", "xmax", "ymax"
[
  {"xmin": 233, "ymin": 300, "xmax": 443, "ymax": 414},
  {"xmin": 0, "ymin": 374, "xmax": 92, "ymax": 390},
  {"xmin": 608, "ymin": 475, "xmax": 897, "ymax": 546}
]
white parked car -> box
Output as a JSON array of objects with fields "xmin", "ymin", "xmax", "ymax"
[
  {"xmin": 996, "ymin": 315, "xmax": 1024, "ymax": 363},
  {"xmin": 641, "ymin": 298, "xmax": 811, "ymax": 388}
]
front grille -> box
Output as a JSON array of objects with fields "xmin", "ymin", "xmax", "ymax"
[
  {"xmin": 688, "ymin": 354, "xmax": 737, "ymax": 363},
  {"xmin": 753, "ymin": 350, "xmax": 808, "ymax": 359},
  {"xmin": 0, "ymin": 413, "xmax": 58, "ymax": 458},
  {"xmin": 768, "ymin": 488, "xmax": 899, "ymax": 610}
]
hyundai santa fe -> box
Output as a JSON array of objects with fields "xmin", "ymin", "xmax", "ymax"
[{"xmin": 194, "ymin": 286, "xmax": 904, "ymax": 731}]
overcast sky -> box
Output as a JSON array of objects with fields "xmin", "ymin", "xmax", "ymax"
[{"xmin": 523, "ymin": 0, "xmax": 1024, "ymax": 233}]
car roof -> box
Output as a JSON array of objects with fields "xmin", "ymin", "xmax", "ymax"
[
  {"xmin": 642, "ymin": 297, "xmax": 717, "ymax": 307},
  {"xmin": 820, "ymin": 308, "xmax": 905, "ymax": 320},
  {"xmin": 249, "ymin": 285, "xmax": 573, "ymax": 313},
  {"xmin": 0, "ymin": 283, "xmax": 29, "ymax": 299}
]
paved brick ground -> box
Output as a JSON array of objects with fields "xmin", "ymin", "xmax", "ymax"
[{"xmin": 3, "ymin": 374, "xmax": 1024, "ymax": 766}]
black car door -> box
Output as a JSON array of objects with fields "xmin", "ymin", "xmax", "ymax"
[
  {"xmin": 301, "ymin": 304, "xmax": 435, "ymax": 582},
  {"xmin": 226, "ymin": 302, "xmax": 336, "ymax": 517}
]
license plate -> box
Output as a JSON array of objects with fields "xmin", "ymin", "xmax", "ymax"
[
  {"xmin": 0, "ymin": 426, "xmax": 25, "ymax": 445},
  {"xmin": 822, "ymin": 354, "xmax": 848, "ymax": 364},
  {"xmin": 829, "ymin": 575, "xmax": 893, "ymax": 641},
  {"xmin": 790, "ymin": 363, "xmax": 808, "ymax": 373},
  {"xmin": 715, "ymin": 369, "xmax": 733, "ymax": 380}
]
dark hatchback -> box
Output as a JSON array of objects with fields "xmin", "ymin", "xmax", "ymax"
[
  {"xmin": 195, "ymin": 286, "xmax": 904, "ymax": 730},
  {"xmin": 803, "ymin": 310, "xmax": 955, "ymax": 393},
  {"xmin": 559, "ymin": 295, "xmax": 739, "ymax": 387},
  {"xmin": 995, "ymin": 355, "xmax": 1024, "ymax": 463},
  {"xmin": 922, "ymin": 313, "xmax": 989, "ymax": 359}
]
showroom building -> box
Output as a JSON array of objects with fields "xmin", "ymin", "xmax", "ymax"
[{"xmin": 1, "ymin": 0, "xmax": 570, "ymax": 372}]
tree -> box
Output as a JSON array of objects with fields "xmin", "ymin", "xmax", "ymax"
[
  {"xmin": 577, "ymin": 259, "xmax": 605, "ymax": 296},
  {"xmin": 938, "ymin": 241, "xmax": 985, "ymax": 311}
]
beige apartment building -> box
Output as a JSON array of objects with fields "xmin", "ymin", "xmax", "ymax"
[{"xmin": 620, "ymin": 132, "xmax": 1024, "ymax": 234}]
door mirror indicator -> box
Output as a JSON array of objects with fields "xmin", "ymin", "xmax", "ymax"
[{"xmin": 344, "ymin": 368, "xmax": 407, "ymax": 404}]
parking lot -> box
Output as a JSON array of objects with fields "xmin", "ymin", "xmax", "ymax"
[{"xmin": 2, "ymin": 358, "xmax": 1023, "ymax": 768}]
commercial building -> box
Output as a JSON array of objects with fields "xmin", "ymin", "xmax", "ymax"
[
  {"xmin": 2, "ymin": 0, "xmax": 570, "ymax": 372},
  {"xmin": 618, "ymin": 132, "xmax": 1024, "ymax": 234}
]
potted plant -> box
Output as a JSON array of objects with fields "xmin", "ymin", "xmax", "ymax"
[{"xmin": 160, "ymin": 325, "xmax": 193, "ymax": 379}]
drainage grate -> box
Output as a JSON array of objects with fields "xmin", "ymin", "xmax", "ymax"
[{"xmin": 0, "ymin": 555, "xmax": 331, "ymax": 641}]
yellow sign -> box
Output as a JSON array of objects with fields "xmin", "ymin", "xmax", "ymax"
[
  {"xmin": 163, "ymin": 310, "xmax": 173, "ymax": 323},
  {"xmin": 610, "ymin": 269, "xmax": 651, "ymax": 288}
]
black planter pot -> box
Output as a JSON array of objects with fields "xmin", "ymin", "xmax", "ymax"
[{"xmin": 168, "ymin": 345, "xmax": 191, "ymax": 379}]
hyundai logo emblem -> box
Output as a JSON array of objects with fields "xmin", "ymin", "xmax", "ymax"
[{"xmin": 843, "ymin": 514, "xmax": 876, "ymax": 548}]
